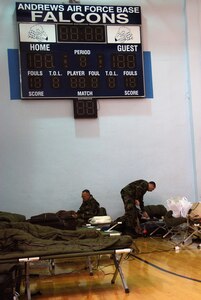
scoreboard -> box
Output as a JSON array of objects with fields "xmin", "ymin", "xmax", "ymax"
[{"xmin": 16, "ymin": 2, "xmax": 145, "ymax": 100}]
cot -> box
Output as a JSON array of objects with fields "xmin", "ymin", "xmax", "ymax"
[{"xmin": 0, "ymin": 221, "xmax": 133, "ymax": 299}]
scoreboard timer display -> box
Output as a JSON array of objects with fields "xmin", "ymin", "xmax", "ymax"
[{"xmin": 16, "ymin": 2, "xmax": 145, "ymax": 99}]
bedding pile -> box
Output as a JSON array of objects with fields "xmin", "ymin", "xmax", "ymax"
[{"xmin": 0, "ymin": 222, "xmax": 133, "ymax": 259}]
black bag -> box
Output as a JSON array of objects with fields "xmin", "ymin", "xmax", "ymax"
[{"xmin": 29, "ymin": 211, "xmax": 77, "ymax": 230}]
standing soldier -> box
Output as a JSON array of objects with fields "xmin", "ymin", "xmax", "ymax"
[{"xmin": 120, "ymin": 179, "xmax": 156, "ymax": 237}]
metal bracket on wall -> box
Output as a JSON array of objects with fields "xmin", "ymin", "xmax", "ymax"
[{"xmin": 69, "ymin": 0, "xmax": 80, "ymax": 3}]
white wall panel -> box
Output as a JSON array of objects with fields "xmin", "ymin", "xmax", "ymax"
[{"xmin": 0, "ymin": 0, "xmax": 199, "ymax": 219}]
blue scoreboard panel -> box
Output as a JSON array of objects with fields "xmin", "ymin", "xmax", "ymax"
[{"xmin": 16, "ymin": 2, "xmax": 144, "ymax": 100}]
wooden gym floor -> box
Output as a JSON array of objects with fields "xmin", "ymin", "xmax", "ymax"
[{"xmin": 20, "ymin": 236, "xmax": 201, "ymax": 300}]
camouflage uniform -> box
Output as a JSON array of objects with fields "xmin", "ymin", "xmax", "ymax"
[
  {"xmin": 77, "ymin": 196, "xmax": 100, "ymax": 226},
  {"xmin": 120, "ymin": 180, "xmax": 149, "ymax": 232}
]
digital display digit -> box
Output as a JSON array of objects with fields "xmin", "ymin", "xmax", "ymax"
[
  {"xmin": 58, "ymin": 25, "xmax": 105, "ymax": 43},
  {"xmin": 16, "ymin": 2, "xmax": 145, "ymax": 99},
  {"xmin": 111, "ymin": 54, "xmax": 136, "ymax": 69},
  {"xmin": 28, "ymin": 76, "xmax": 43, "ymax": 89},
  {"xmin": 73, "ymin": 99, "xmax": 98, "ymax": 119},
  {"xmin": 27, "ymin": 53, "xmax": 55, "ymax": 69},
  {"xmin": 69, "ymin": 76, "xmax": 99, "ymax": 89}
]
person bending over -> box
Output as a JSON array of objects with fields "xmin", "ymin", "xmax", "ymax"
[{"xmin": 120, "ymin": 179, "xmax": 156, "ymax": 237}]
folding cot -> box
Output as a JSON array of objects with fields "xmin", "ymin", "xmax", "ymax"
[
  {"xmin": 0, "ymin": 220, "xmax": 133, "ymax": 299},
  {"xmin": 0, "ymin": 263, "xmax": 22, "ymax": 300},
  {"xmin": 182, "ymin": 219, "xmax": 201, "ymax": 246},
  {"xmin": 160, "ymin": 202, "xmax": 201, "ymax": 247},
  {"xmin": 181, "ymin": 203, "xmax": 201, "ymax": 246},
  {"xmin": 141, "ymin": 205, "xmax": 168, "ymax": 236}
]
